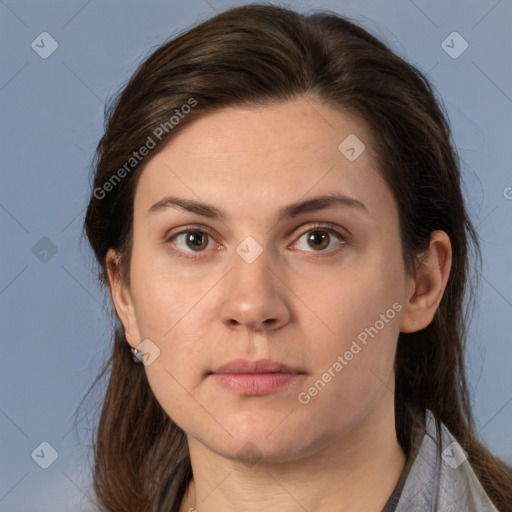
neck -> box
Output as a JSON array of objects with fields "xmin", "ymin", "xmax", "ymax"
[{"xmin": 179, "ymin": 394, "xmax": 406, "ymax": 512}]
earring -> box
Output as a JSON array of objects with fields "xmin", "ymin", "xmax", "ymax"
[{"xmin": 131, "ymin": 347, "xmax": 143, "ymax": 363}]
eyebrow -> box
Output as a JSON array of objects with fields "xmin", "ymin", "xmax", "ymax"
[{"xmin": 146, "ymin": 192, "xmax": 368, "ymax": 222}]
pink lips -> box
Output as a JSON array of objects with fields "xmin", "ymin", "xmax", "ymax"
[{"xmin": 209, "ymin": 359, "xmax": 305, "ymax": 396}]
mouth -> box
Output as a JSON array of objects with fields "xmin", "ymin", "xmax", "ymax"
[{"xmin": 208, "ymin": 358, "xmax": 306, "ymax": 396}]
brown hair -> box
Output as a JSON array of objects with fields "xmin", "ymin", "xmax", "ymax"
[{"xmin": 81, "ymin": 4, "xmax": 512, "ymax": 511}]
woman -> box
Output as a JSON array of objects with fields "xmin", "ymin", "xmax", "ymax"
[{"xmin": 82, "ymin": 4, "xmax": 512, "ymax": 511}]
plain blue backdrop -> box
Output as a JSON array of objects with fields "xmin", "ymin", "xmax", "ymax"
[{"xmin": 1, "ymin": 1, "xmax": 511, "ymax": 510}]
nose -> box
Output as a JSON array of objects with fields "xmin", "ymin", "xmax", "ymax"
[{"xmin": 219, "ymin": 246, "xmax": 290, "ymax": 332}]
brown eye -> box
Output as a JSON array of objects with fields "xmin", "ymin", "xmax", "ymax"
[
  {"xmin": 306, "ymin": 230, "xmax": 330, "ymax": 251},
  {"xmin": 293, "ymin": 226, "xmax": 346, "ymax": 253},
  {"xmin": 169, "ymin": 229, "xmax": 214, "ymax": 257},
  {"xmin": 184, "ymin": 231, "xmax": 209, "ymax": 251}
]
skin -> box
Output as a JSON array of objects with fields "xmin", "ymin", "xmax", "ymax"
[{"xmin": 106, "ymin": 96, "xmax": 452, "ymax": 512}]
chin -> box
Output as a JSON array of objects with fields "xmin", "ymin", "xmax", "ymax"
[{"xmin": 196, "ymin": 415, "xmax": 319, "ymax": 464}]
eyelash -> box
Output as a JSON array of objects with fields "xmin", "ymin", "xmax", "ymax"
[{"xmin": 164, "ymin": 223, "xmax": 348, "ymax": 261}]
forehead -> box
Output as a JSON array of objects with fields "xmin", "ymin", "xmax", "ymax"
[
  {"xmin": 149, "ymin": 98, "xmax": 374, "ymax": 164},
  {"xmin": 133, "ymin": 97, "xmax": 393, "ymax": 223}
]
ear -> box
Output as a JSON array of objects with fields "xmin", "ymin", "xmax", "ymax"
[
  {"xmin": 105, "ymin": 248, "xmax": 140, "ymax": 348},
  {"xmin": 400, "ymin": 231, "xmax": 452, "ymax": 333}
]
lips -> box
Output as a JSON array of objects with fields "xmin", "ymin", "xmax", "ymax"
[
  {"xmin": 209, "ymin": 358, "xmax": 305, "ymax": 396},
  {"xmin": 211, "ymin": 358, "xmax": 302, "ymax": 375}
]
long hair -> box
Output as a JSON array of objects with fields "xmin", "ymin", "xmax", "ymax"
[{"xmin": 82, "ymin": 4, "xmax": 512, "ymax": 511}]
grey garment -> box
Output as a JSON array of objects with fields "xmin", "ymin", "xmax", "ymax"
[{"xmin": 384, "ymin": 409, "xmax": 499, "ymax": 512}]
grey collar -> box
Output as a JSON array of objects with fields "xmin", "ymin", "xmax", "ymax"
[{"xmin": 394, "ymin": 409, "xmax": 499, "ymax": 512}]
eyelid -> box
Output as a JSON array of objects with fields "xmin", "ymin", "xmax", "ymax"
[{"xmin": 296, "ymin": 222, "xmax": 350, "ymax": 240}]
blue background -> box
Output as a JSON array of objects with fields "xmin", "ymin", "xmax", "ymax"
[{"xmin": 1, "ymin": 1, "xmax": 511, "ymax": 510}]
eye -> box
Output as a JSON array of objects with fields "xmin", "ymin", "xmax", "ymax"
[
  {"xmin": 166, "ymin": 223, "xmax": 347, "ymax": 260},
  {"xmin": 291, "ymin": 224, "xmax": 346, "ymax": 253},
  {"xmin": 169, "ymin": 228, "xmax": 217, "ymax": 258}
]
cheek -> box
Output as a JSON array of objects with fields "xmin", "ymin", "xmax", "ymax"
[
  {"xmin": 129, "ymin": 242, "xmax": 215, "ymax": 338},
  {"xmin": 291, "ymin": 247, "xmax": 404, "ymax": 409},
  {"xmin": 290, "ymin": 244, "xmax": 405, "ymax": 348}
]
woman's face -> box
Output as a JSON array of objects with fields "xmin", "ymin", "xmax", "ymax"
[{"xmin": 111, "ymin": 97, "xmax": 417, "ymax": 462}]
